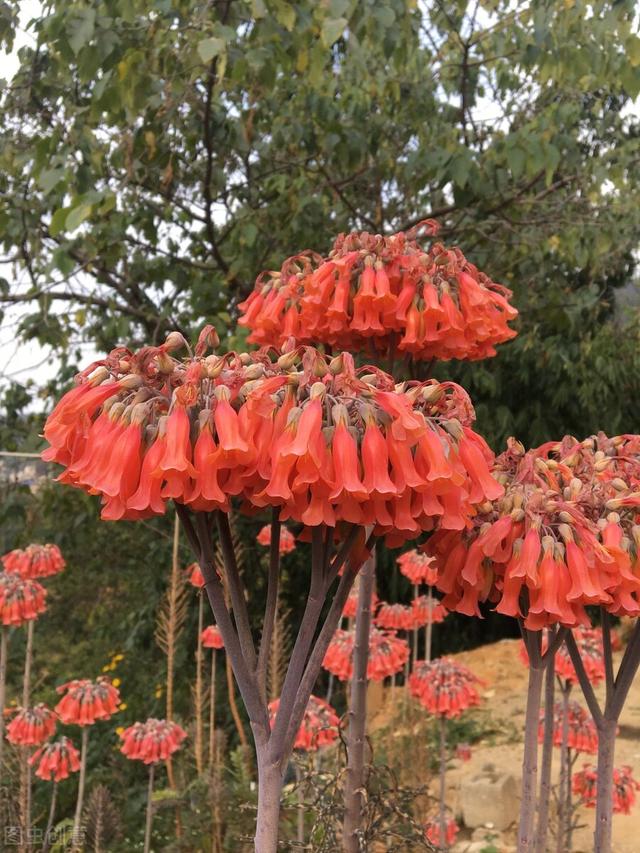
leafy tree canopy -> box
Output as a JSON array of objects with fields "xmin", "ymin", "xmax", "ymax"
[{"xmin": 1, "ymin": 0, "xmax": 639, "ymax": 446}]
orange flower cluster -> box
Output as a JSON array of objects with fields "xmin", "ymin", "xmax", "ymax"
[
  {"xmin": 375, "ymin": 602, "xmax": 415, "ymax": 631},
  {"xmin": 424, "ymin": 818, "xmax": 459, "ymax": 847},
  {"xmin": 0, "ymin": 572, "xmax": 47, "ymax": 626},
  {"xmin": 520, "ymin": 625, "xmax": 605, "ymax": 684},
  {"xmin": 411, "ymin": 594, "xmax": 448, "ymax": 627},
  {"xmin": 397, "ymin": 549, "xmax": 438, "ymax": 585},
  {"xmin": 41, "ymin": 335, "xmax": 500, "ymax": 544},
  {"xmin": 409, "ymin": 657, "xmax": 482, "ymax": 718},
  {"xmin": 342, "ymin": 588, "xmax": 378, "ymax": 619},
  {"xmin": 120, "ymin": 718, "xmax": 187, "ymax": 764},
  {"xmin": 238, "ymin": 223, "xmax": 517, "ymax": 361},
  {"xmin": 573, "ymin": 764, "xmax": 640, "ymax": 814},
  {"xmin": 268, "ymin": 694, "xmax": 340, "ymax": 752},
  {"xmin": 322, "ymin": 627, "xmax": 410, "ymax": 682},
  {"xmin": 538, "ymin": 701, "xmax": 598, "ymax": 754},
  {"xmin": 30, "ymin": 736, "xmax": 81, "ymax": 782},
  {"xmin": 55, "ymin": 677, "xmax": 120, "ymax": 726},
  {"xmin": 1, "ymin": 544, "xmax": 65, "ymax": 579},
  {"xmin": 201, "ymin": 625, "xmax": 224, "ymax": 649},
  {"xmin": 425, "ymin": 435, "xmax": 640, "ymax": 628},
  {"xmin": 257, "ymin": 524, "xmax": 296, "ymax": 554},
  {"xmin": 6, "ymin": 704, "xmax": 57, "ymax": 746}
]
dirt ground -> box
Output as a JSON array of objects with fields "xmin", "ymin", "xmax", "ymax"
[{"xmin": 369, "ymin": 638, "xmax": 640, "ymax": 852}]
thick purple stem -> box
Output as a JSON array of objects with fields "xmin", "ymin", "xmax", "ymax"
[
  {"xmin": 518, "ymin": 626, "xmax": 545, "ymax": 853},
  {"xmin": 594, "ymin": 719, "xmax": 617, "ymax": 852},
  {"xmin": 556, "ymin": 682, "xmax": 571, "ymax": 853},
  {"xmin": 343, "ymin": 554, "xmax": 375, "ymax": 853},
  {"xmin": 255, "ymin": 757, "xmax": 285, "ymax": 853},
  {"xmin": 534, "ymin": 642, "xmax": 556, "ymax": 853},
  {"xmin": 439, "ymin": 715, "xmax": 448, "ymax": 851}
]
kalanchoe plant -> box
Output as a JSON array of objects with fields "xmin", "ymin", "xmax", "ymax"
[
  {"xmin": 55, "ymin": 677, "xmax": 121, "ymax": 844},
  {"xmin": 425, "ymin": 434, "xmax": 640, "ymax": 853},
  {"xmin": 201, "ymin": 624, "xmax": 224, "ymax": 770},
  {"xmin": 120, "ymin": 718, "xmax": 187, "ymax": 853},
  {"xmin": 573, "ymin": 764, "xmax": 640, "ymax": 815},
  {"xmin": 409, "ymin": 657, "xmax": 482, "ymax": 852},
  {"xmin": 42, "ymin": 330, "xmax": 501, "ymax": 852},
  {"xmin": 398, "ymin": 549, "xmax": 446, "ymax": 662},
  {"xmin": 30, "ymin": 736, "xmax": 82, "ymax": 852}
]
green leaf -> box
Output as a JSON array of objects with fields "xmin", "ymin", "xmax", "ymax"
[
  {"xmin": 321, "ymin": 17, "xmax": 347, "ymax": 47},
  {"xmin": 38, "ymin": 168, "xmax": 64, "ymax": 195},
  {"xmin": 197, "ymin": 37, "xmax": 226, "ymax": 64},
  {"xmin": 49, "ymin": 207, "xmax": 71, "ymax": 238},
  {"xmin": 65, "ymin": 203, "xmax": 93, "ymax": 232},
  {"xmin": 67, "ymin": 9, "xmax": 96, "ymax": 55},
  {"xmin": 274, "ymin": 4, "xmax": 296, "ymax": 31},
  {"xmin": 251, "ymin": 0, "xmax": 267, "ymax": 17},
  {"xmin": 506, "ymin": 144, "xmax": 526, "ymax": 180}
]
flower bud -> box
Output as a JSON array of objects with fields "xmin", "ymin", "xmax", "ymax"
[
  {"xmin": 164, "ymin": 331, "xmax": 188, "ymax": 351},
  {"xmin": 611, "ymin": 478, "xmax": 628, "ymax": 492},
  {"xmin": 310, "ymin": 382, "xmax": 326, "ymax": 400},
  {"xmin": 214, "ymin": 385, "xmax": 231, "ymax": 402},
  {"xmin": 421, "ymin": 384, "xmax": 444, "ymax": 403},
  {"xmin": 558, "ymin": 523, "xmax": 574, "ymax": 543},
  {"xmin": 328, "ymin": 354, "xmax": 344, "ymax": 375},
  {"xmin": 277, "ymin": 351, "xmax": 299, "ymax": 370},
  {"xmin": 119, "ymin": 374, "xmax": 144, "ymax": 390},
  {"xmin": 442, "ymin": 418, "xmax": 463, "ymax": 440},
  {"xmin": 88, "ymin": 366, "xmax": 110, "ymax": 385}
]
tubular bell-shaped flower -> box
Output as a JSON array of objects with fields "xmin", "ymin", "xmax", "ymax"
[
  {"xmin": 41, "ymin": 342, "xmax": 500, "ymax": 541},
  {"xmin": 322, "ymin": 626, "xmax": 410, "ymax": 682},
  {"xmin": 30, "ymin": 736, "xmax": 81, "ymax": 781},
  {"xmin": 268, "ymin": 695, "xmax": 340, "ymax": 752},
  {"xmin": 409, "ymin": 657, "xmax": 482, "ymax": 718},
  {"xmin": 120, "ymin": 718, "xmax": 187, "ymax": 764},
  {"xmin": 55, "ymin": 677, "xmax": 120, "ymax": 725},
  {"xmin": 238, "ymin": 223, "xmax": 517, "ymax": 361},
  {"xmin": 6, "ymin": 704, "xmax": 57, "ymax": 745},
  {"xmin": 1, "ymin": 544, "xmax": 65, "ymax": 579},
  {"xmin": 0, "ymin": 572, "xmax": 47, "ymax": 625}
]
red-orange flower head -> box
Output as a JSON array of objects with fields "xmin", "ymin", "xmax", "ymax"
[
  {"xmin": 424, "ymin": 818, "xmax": 459, "ymax": 847},
  {"xmin": 186, "ymin": 562, "xmax": 205, "ymax": 588},
  {"xmin": 408, "ymin": 657, "xmax": 482, "ymax": 718},
  {"xmin": 1, "ymin": 544, "xmax": 65, "ymax": 579},
  {"xmin": 55, "ymin": 677, "xmax": 121, "ymax": 726},
  {"xmin": 375, "ymin": 602, "xmax": 415, "ymax": 631},
  {"xmin": 41, "ymin": 337, "xmax": 501, "ymax": 544},
  {"xmin": 520, "ymin": 625, "xmax": 605, "ymax": 685},
  {"xmin": 411, "ymin": 594, "xmax": 448, "ymax": 627},
  {"xmin": 456, "ymin": 743, "xmax": 472, "ymax": 762},
  {"xmin": 573, "ymin": 764, "xmax": 640, "ymax": 815},
  {"xmin": 538, "ymin": 700, "xmax": 598, "ymax": 755},
  {"xmin": 342, "ymin": 588, "xmax": 378, "ymax": 619},
  {"xmin": 397, "ymin": 549, "xmax": 438, "ymax": 585},
  {"xmin": 119, "ymin": 718, "xmax": 187, "ymax": 764},
  {"xmin": 238, "ymin": 224, "xmax": 518, "ymax": 362},
  {"xmin": 201, "ymin": 625, "xmax": 224, "ymax": 649},
  {"xmin": 322, "ymin": 626, "xmax": 409, "ymax": 682},
  {"xmin": 6, "ymin": 704, "xmax": 57, "ymax": 746},
  {"xmin": 257, "ymin": 524, "xmax": 296, "ymax": 554},
  {"xmin": 424, "ymin": 434, "xmax": 640, "ymax": 628},
  {"xmin": 0, "ymin": 572, "xmax": 47, "ymax": 626},
  {"xmin": 29, "ymin": 736, "xmax": 81, "ymax": 782},
  {"xmin": 268, "ymin": 694, "xmax": 340, "ymax": 752}
]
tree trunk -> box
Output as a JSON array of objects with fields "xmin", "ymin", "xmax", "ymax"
[
  {"xmin": 518, "ymin": 663, "xmax": 544, "ymax": 852},
  {"xmin": 535, "ymin": 652, "xmax": 556, "ymax": 853},
  {"xmin": 594, "ymin": 718, "xmax": 617, "ymax": 853},
  {"xmin": 255, "ymin": 759, "xmax": 284, "ymax": 853},
  {"xmin": 343, "ymin": 555, "xmax": 375, "ymax": 853},
  {"xmin": 144, "ymin": 764, "xmax": 155, "ymax": 853}
]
